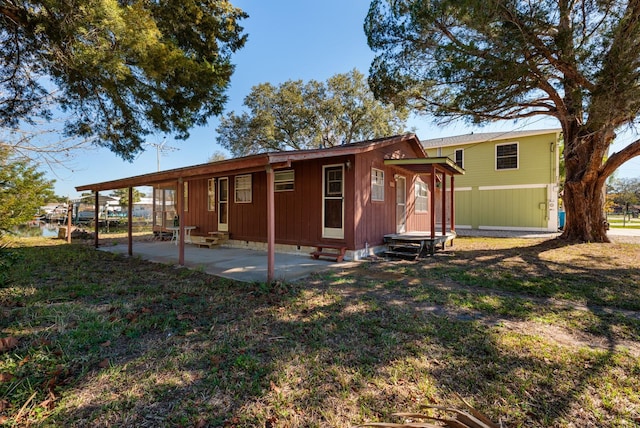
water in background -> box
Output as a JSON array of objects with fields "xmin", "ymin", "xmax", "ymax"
[{"xmin": 12, "ymin": 222, "xmax": 59, "ymax": 238}]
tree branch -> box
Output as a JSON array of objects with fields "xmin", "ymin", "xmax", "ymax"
[{"xmin": 601, "ymin": 137, "xmax": 640, "ymax": 178}]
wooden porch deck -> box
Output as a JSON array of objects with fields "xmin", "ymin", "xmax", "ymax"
[{"xmin": 383, "ymin": 231, "xmax": 457, "ymax": 259}]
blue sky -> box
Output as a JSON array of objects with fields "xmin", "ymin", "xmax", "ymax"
[{"xmin": 50, "ymin": 0, "xmax": 638, "ymax": 198}]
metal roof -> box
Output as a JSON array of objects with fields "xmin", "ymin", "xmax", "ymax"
[
  {"xmin": 76, "ymin": 134, "xmax": 425, "ymax": 192},
  {"xmin": 421, "ymin": 129, "xmax": 561, "ymax": 148}
]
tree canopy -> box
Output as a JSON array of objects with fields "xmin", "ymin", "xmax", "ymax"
[
  {"xmin": 0, "ymin": 0, "xmax": 247, "ymax": 161},
  {"xmin": 608, "ymin": 177, "xmax": 640, "ymax": 208},
  {"xmin": 0, "ymin": 148, "xmax": 55, "ymax": 233},
  {"xmin": 215, "ymin": 70, "xmax": 410, "ymax": 157},
  {"xmin": 365, "ymin": 0, "xmax": 640, "ymax": 242}
]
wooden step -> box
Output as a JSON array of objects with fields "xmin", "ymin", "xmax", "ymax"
[
  {"xmin": 384, "ymin": 250, "xmax": 420, "ymax": 260},
  {"xmin": 310, "ymin": 245, "xmax": 347, "ymax": 262}
]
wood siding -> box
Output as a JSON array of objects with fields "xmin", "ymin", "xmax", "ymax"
[
  {"xmin": 179, "ymin": 156, "xmax": 356, "ymax": 249},
  {"xmin": 352, "ymin": 140, "xmax": 428, "ymax": 249},
  {"xmin": 162, "ymin": 139, "xmax": 429, "ymax": 251}
]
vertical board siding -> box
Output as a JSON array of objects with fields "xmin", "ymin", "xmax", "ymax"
[
  {"xmin": 165, "ymin": 139, "xmax": 428, "ymax": 251},
  {"xmin": 181, "ymin": 179, "xmax": 217, "ymax": 235},
  {"xmin": 353, "ymin": 140, "xmax": 427, "ymax": 249},
  {"xmin": 406, "ymin": 175, "xmax": 432, "ymax": 232}
]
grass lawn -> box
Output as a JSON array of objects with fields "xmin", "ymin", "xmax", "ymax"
[
  {"xmin": 607, "ymin": 215, "xmax": 640, "ymax": 229},
  {"xmin": 1, "ymin": 235, "xmax": 639, "ymax": 427}
]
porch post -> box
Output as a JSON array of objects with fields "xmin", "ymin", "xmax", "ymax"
[
  {"xmin": 178, "ymin": 178, "xmax": 185, "ymax": 266},
  {"xmin": 94, "ymin": 192, "xmax": 100, "ymax": 248},
  {"xmin": 266, "ymin": 165, "xmax": 275, "ymax": 283},
  {"xmin": 430, "ymin": 168, "xmax": 436, "ymax": 239},
  {"xmin": 450, "ymin": 175, "xmax": 456, "ymax": 233},
  {"xmin": 441, "ymin": 169, "xmax": 447, "ymax": 236},
  {"xmin": 128, "ymin": 187, "xmax": 133, "ymax": 257}
]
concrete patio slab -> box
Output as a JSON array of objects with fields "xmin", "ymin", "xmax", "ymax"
[{"xmin": 98, "ymin": 241, "xmax": 354, "ymax": 283}]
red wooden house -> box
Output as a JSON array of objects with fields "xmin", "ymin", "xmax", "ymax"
[{"xmin": 76, "ymin": 134, "xmax": 463, "ymax": 281}]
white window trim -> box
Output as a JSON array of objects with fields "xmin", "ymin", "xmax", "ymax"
[
  {"xmin": 371, "ymin": 168, "xmax": 385, "ymax": 202},
  {"xmin": 274, "ymin": 170, "xmax": 295, "ymax": 192},
  {"xmin": 235, "ymin": 174, "xmax": 252, "ymax": 203},
  {"xmin": 322, "ymin": 164, "xmax": 345, "ymax": 239},
  {"xmin": 495, "ymin": 142, "xmax": 519, "ymax": 171},
  {"xmin": 415, "ymin": 180, "xmax": 428, "ymax": 213}
]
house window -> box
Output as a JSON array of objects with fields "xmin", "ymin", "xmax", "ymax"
[
  {"xmin": 415, "ymin": 181, "xmax": 428, "ymax": 212},
  {"xmin": 496, "ymin": 143, "xmax": 518, "ymax": 170},
  {"xmin": 207, "ymin": 178, "xmax": 215, "ymax": 211},
  {"xmin": 183, "ymin": 182, "xmax": 189, "ymax": 212},
  {"xmin": 326, "ymin": 168, "xmax": 343, "ymax": 196},
  {"xmin": 274, "ymin": 170, "xmax": 295, "ymax": 191},
  {"xmin": 235, "ymin": 174, "xmax": 252, "ymax": 203},
  {"xmin": 454, "ymin": 149, "xmax": 464, "ymax": 169},
  {"xmin": 371, "ymin": 168, "xmax": 384, "ymax": 201}
]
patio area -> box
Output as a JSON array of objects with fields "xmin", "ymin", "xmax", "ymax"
[{"xmin": 98, "ymin": 241, "xmax": 354, "ymax": 283}]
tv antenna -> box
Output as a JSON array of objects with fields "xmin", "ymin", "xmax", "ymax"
[{"xmin": 144, "ymin": 137, "xmax": 179, "ymax": 171}]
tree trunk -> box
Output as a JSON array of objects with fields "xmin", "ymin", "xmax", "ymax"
[
  {"xmin": 560, "ymin": 130, "xmax": 610, "ymax": 242},
  {"xmin": 562, "ymin": 177, "xmax": 609, "ymax": 242}
]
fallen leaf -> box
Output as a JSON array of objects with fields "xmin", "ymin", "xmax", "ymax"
[
  {"xmin": 19, "ymin": 355, "xmax": 30, "ymax": 366},
  {"xmin": 33, "ymin": 338, "xmax": 52, "ymax": 348},
  {"xmin": 177, "ymin": 313, "xmax": 196, "ymax": 321},
  {"xmin": 0, "ymin": 337, "xmax": 18, "ymax": 353},
  {"xmin": 0, "ymin": 416, "xmax": 8, "ymax": 424},
  {"xmin": 0, "ymin": 399, "xmax": 9, "ymax": 411},
  {"xmin": 38, "ymin": 392, "xmax": 57, "ymax": 411},
  {"xmin": 194, "ymin": 417, "xmax": 207, "ymax": 428},
  {"xmin": 0, "ymin": 373, "xmax": 15, "ymax": 383},
  {"xmin": 100, "ymin": 340, "xmax": 111, "ymax": 347},
  {"xmin": 141, "ymin": 307, "xmax": 152, "ymax": 314},
  {"xmin": 98, "ymin": 359, "xmax": 110, "ymax": 368}
]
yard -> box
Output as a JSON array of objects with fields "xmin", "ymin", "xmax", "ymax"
[
  {"xmin": 1, "ymin": 235, "xmax": 639, "ymax": 427},
  {"xmin": 607, "ymin": 215, "xmax": 640, "ymax": 229}
]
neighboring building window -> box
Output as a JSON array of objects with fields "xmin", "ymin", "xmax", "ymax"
[
  {"xmin": 274, "ymin": 170, "xmax": 295, "ymax": 191},
  {"xmin": 454, "ymin": 148, "xmax": 464, "ymax": 169},
  {"xmin": 371, "ymin": 168, "xmax": 384, "ymax": 201},
  {"xmin": 496, "ymin": 143, "xmax": 518, "ymax": 170},
  {"xmin": 415, "ymin": 181, "xmax": 428, "ymax": 212},
  {"xmin": 183, "ymin": 182, "xmax": 189, "ymax": 212},
  {"xmin": 235, "ymin": 174, "xmax": 252, "ymax": 203},
  {"xmin": 207, "ymin": 178, "xmax": 215, "ymax": 211}
]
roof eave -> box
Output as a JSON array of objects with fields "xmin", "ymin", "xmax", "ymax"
[{"xmin": 384, "ymin": 157, "xmax": 465, "ymax": 175}]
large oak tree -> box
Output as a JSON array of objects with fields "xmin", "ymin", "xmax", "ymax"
[
  {"xmin": 365, "ymin": 0, "xmax": 640, "ymax": 242},
  {"xmin": 0, "ymin": 0, "xmax": 247, "ymax": 161},
  {"xmin": 216, "ymin": 70, "xmax": 409, "ymax": 156}
]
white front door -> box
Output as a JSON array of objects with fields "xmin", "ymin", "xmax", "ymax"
[
  {"xmin": 218, "ymin": 177, "xmax": 228, "ymax": 232},
  {"xmin": 396, "ymin": 176, "xmax": 406, "ymax": 233},
  {"xmin": 322, "ymin": 165, "xmax": 344, "ymax": 239}
]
